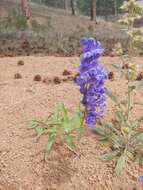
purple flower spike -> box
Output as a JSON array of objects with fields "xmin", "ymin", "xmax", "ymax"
[
  {"xmin": 75, "ymin": 38, "xmax": 107, "ymax": 128},
  {"xmin": 139, "ymin": 176, "xmax": 143, "ymax": 182}
]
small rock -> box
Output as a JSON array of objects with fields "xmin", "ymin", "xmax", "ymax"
[
  {"xmin": 63, "ymin": 69, "xmax": 72, "ymax": 76},
  {"xmin": 14, "ymin": 73, "xmax": 22, "ymax": 79},
  {"xmin": 17, "ymin": 60, "xmax": 24, "ymax": 66},
  {"xmin": 53, "ymin": 76, "xmax": 61, "ymax": 84},
  {"xmin": 33, "ymin": 74, "xmax": 42, "ymax": 82}
]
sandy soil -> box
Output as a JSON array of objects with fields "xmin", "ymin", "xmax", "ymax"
[{"xmin": 0, "ymin": 56, "xmax": 143, "ymax": 190}]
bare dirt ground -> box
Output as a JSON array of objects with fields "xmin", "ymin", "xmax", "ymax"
[{"xmin": 0, "ymin": 56, "xmax": 143, "ymax": 190}]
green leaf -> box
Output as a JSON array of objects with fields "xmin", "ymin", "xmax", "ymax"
[
  {"xmin": 135, "ymin": 80, "xmax": 143, "ymax": 91},
  {"xmin": 105, "ymin": 123, "xmax": 121, "ymax": 137},
  {"xmin": 61, "ymin": 103, "xmax": 69, "ymax": 119},
  {"xmin": 76, "ymin": 127, "xmax": 83, "ymax": 140},
  {"xmin": 28, "ymin": 120, "xmax": 38, "ymax": 129},
  {"xmin": 51, "ymin": 111, "xmax": 60, "ymax": 123},
  {"xmin": 114, "ymin": 151, "xmax": 127, "ymax": 176},
  {"xmin": 136, "ymin": 133, "xmax": 143, "ymax": 141},
  {"xmin": 115, "ymin": 111, "xmax": 123, "ymax": 123},
  {"xmin": 106, "ymin": 90, "xmax": 119, "ymax": 105},
  {"xmin": 132, "ymin": 116, "xmax": 143, "ymax": 129},
  {"xmin": 51, "ymin": 103, "xmax": 66, "ymax": 123},
  {"xmin": 93, "ymin": 127, "xmax": 106, "ymax": 136},
  {"xmin": 70, "ymin": 108, "xmax": 84, "ymax": 139},
  {"xmin": 112, "ymin": 64, "xmax": 122, "ymax": 71},
  {"xmin": 100, "ymin": 151, "xmax": 119, "ymax": 161},
  {"xmin": 63, "ymin": 121, "xmax": 73, "ymax": 133},
  {"xmin": 45, "ymin": 134, "xmax": 56, "ymax": 160},
  {"xmin": 65, "ymin": 135, "xmax": 76, "ymax": 150},
  {"xmin": 112, "ymin": 63, "xmax": 125, "ymax": 77},
  {"xmin": 128, "ymin": 84, "xmax": 136, "ymax": 92},
  {"xmin": 111, "ymin": 134, "xmax": 123, "ymax": 149},
  {"xmin": 138, "ymin": 154, "xmax": 143, "ymax": 164},
  {"xmin": 45, "ymin": 126, "xmax": 57, "ymax": 134},
  {"xmin": 72, "ymin": 112, "xmax": 83, "ymax": 127},
  {"xmin": 115, "ymin": 111, "xmax": 128, "ymax": 127},
  {"xmin": 126, "ymin": 151, "xmax": 135, "ymax": 160},
  {"xmin": 71, "ymin": 116, "xmax": 81, "ymax": 129},
  {"xmin": 35, "ymin": 127, "xmax": 44, "ymax": 137},
  {"xmin": 115, "ymin": 111, "xmax": 130, "ymax": 129}
]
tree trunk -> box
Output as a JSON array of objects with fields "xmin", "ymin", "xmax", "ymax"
[
  {"xmin": 71, "ymin": 0, "xmax": 77, "ymax": 15},
  {"xmin": 21, "ymin": 0, "xmax": 31, "ymax": 19},
  {"xmin": 91, "ymin": 0, "xmax": 97, "ymax": 23},
  {"xmin": 113, "ymin": 0, "xmax": 117, "ymax": 17},
  {"xmin": 64, "ymin": 0, "xmax": 68, "ymax": 11}
]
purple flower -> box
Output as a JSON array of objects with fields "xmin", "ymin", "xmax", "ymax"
[
  {"xmin": 75, "ymin": 38, "xmax": 107, "ymax": 128},
  {"xmin": 139, "ymin": 176, "xmax": 143, "ymax": 182}
]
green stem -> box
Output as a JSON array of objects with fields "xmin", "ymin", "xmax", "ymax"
[{"xmin": 127, "ymin": 81, "xmax": 131, "ymax": 120}]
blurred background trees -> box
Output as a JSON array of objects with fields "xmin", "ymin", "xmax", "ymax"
[
  {"xmin": 30, "ymin": 0, "xmax": 124, "ymax": 19},
  {"xmin": 0, "ymin": 0, "xmax": 142, "ymax": 56}
]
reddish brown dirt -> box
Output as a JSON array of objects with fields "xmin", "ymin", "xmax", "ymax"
[{"xmin": 0, "ymin": 56, "xmax": 143, "ymax": 190}]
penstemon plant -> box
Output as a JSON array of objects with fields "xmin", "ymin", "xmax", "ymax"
[
  {"xmin": 75, "ymin": 38, "xmax": 108, "ymax": 128},
  {"xmin": 94, "ymin": 0, "xmax": 143, "ymax": 176},
  {"xmin": 29, "ymin": 103, "xmax": 84, "ymax": 160},
  {"xmin": 29, "ymin": 37, "xmax": 108, "ymax": 160}
]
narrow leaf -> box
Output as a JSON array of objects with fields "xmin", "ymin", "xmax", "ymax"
[
  {"xmin": 136, "ymin": 80, "xmax": 143, "ymax": 91},
  {"xmin": 28, "ymin": 120, "xmax": 38, "ymax": 129},
  {"xmin": 45, "ymin": 134, "xmax": 56, "ymax": 160},
  {"xmin": 106, "ymin": 90, "xmax": 119, "ymax": 105},
  {"xmin": 100, "ymin": 151, "xmax": 119, "ymax": 161},
  {"xmin": 114, "ymin": 151, "xmax": 127, "ymax": 176},
  {"xmin": 93, "ymin": 128, "xmax": 106, "ymax": 136},
  {"xmin": 35, "ymin": 127, "xmax": 44, "ymax": 137},
  {"xmin": 65, "ymin": 135, "xmax": 76, "ymax": 150},
  {"xmin": 112, "ymin": 64, "xmax": 122, "ymax": 71},
  {"xmin": 138, "ymin": 116, "xmax": 143, "ymax": 123}
]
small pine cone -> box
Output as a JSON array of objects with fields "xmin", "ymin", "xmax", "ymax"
[
  {"xmin": 17, "ymin": 60, "xmax": 24, "ymax": 66},
  {"xmin": 108, "ymin": 71, "xmax": 114, "ymax": 81},
  {"xmin": 63, "ymin": 69, "xmax": 72, "ymax": 76},
  {"xmin": 53, "ymin": 76, "xmax": 61, "ymax": 84},
  {"xmin": 14, "ymin": 73, "xmax": 22, "ymax": 79},
  {"xmin": 33, "ymin": 74, "xmax": 42, "ymax": 81}
]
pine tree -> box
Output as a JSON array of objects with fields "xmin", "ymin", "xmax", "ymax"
[
  {"xmin": 21, "ymin": 0, "xmax": 31, "ymax": 19},
  {"xmin": 71, "ymin": 0, "xmax": 77, "ymax": 15},
  {"xmin": 64, "ymin": 0, "xmax": 69, "ymax": 11},
  {"xmin": 91, "ymin": 0, "xmax": 97, "ymax": 23}
]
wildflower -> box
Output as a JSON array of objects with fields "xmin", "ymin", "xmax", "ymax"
[
  {"xmin": 139, "ymin": 176, "xmax": 143, "ymax": 182},
  {"xmin": 75, "ymin": 37, "xmax": 108, "ymax": 128}
]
